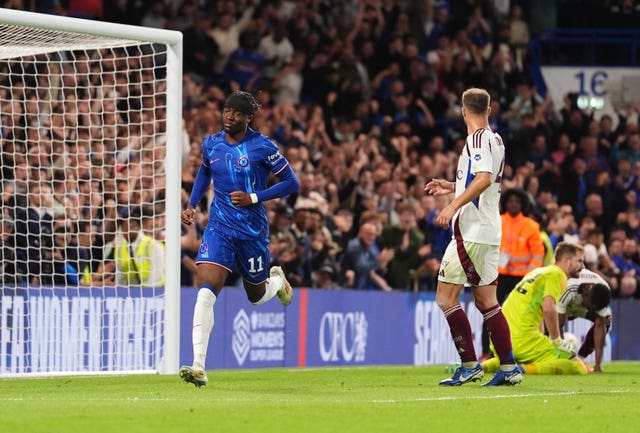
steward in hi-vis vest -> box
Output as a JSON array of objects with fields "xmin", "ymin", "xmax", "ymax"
[
  {"xmin": 498, "ymin": 188, "xmax": 545, "ymax": 284},
  {"xmin": 114, "ymin": 207, "xmax": 165, "ymax": 287}
]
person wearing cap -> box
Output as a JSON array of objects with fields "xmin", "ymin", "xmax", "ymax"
[
  {"xmin": 313, "ymin": 263, "xmax": 339, "ymax": 289},
  {"xmin": 180, "ymin": 91, "xmax": 300, "ymax": 387}
]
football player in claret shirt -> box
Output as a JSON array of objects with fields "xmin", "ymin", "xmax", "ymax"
[
  {"xmin": 425, "ymin": 87, "xmax": 523, "ymax": 386},
  {"xmin": 179, "ymin": 91, "xmax": 299, "ymax": 387}
]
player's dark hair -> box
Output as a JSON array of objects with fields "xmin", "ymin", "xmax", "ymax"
[
  {"xmin": 224, "ymin": 91, "xmax": 260, "ymax": 115},
  {"xmin": 500, "ymin": 188, "xmax": 531, "ymax": 216},
  {"xmin": 590, "ymin": 283, "xmax": 611, "ymax": 310}
]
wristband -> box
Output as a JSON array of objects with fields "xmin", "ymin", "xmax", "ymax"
[
  {"xmin": 249, "ymin": 193, "xmax": 258, "ymax": 204},
  {"xmin": 552, "ymin": 337, "xmax": 563, "ymax": 348}
]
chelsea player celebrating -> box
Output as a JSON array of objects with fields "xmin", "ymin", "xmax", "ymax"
[{"xmin": 180, "ymin": 91, "xmax": 299, "ymax": 387}]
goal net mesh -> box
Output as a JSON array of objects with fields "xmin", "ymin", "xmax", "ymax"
[{"xmin": 0, "ymin": 21, "xmax": 170, "ymax": 375}]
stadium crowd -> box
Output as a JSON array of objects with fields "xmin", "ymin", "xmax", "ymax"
[{"xmin": 1, "ymin": 0, "xmax": 640, "ymax": 299}]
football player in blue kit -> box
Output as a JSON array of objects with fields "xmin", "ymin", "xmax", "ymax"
[{"xmin": 179, "ymin": 91, "xmax": 299, "ymax": 387}]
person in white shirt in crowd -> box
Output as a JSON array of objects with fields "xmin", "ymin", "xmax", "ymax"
[{"xmin": 258, "ymin": 18, "xmax": 294, "ymax": 83}]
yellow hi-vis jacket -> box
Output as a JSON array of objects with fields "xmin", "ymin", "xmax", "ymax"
[
  {"xmin": 114, "ymin": 233, "xmax": 165, "ymax": 286},
  {"xmin": 540, "ymin": 231, "xmax": 555, "ymax": 266},
  {"xmin": 498, "ymin": 212, "xmax": 545, "ymax": 276}
]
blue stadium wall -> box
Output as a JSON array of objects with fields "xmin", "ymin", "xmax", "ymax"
[
  {"xmin": 1, "ymin": 287, "xmax": 637, "ymax": 373},
  {"xmin": 180, "ymin": 288, "xmax": 640, "ymax": 369}
]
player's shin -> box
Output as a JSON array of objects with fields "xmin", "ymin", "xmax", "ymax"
[
  {"xmin": 482, "ymin": 304, "xmax": 516, "ymax": 368},
  {"xmin": 250, "ymin": 277, "xmax": 280, "ymax": 305},
  {"xmin": 192, "ymin": 287, "xmax": 216, "ymax": 371},
  {"xmin": 443, "ymin": 305, "xmax": 477, "ymax": 364}
]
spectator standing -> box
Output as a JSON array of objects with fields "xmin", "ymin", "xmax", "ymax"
[
  {"xmin": 272, "ymin": 51, "xmax": 306, "ymax": 105},
  {"xmin": 558, "ymin": 156, "xmax": 588, "ymax": 219},
  {"xmin": 182, "ymin": 11, "xmax": 220, "ymax": 81},
  {"xmin": 503, "ymin": 79, "xmax": 544, "ymax": 133},
  {"xmin": 286, "ymin": 207, "xmax": 313, "ymax": 287},
  {"xmin": 49, "ymin": 224, "xmax": 84, "ymax": 285},
  {"xmin": 377, "ymin": 202, "xmax": 425, "ymax": 290},
  {"xmin": 584, "ymin": 192, "xmax": 616, "ymax": 231},
  {"xmin": 221, "ymin": 30, "xmax": 265, "ymax": 92},
  {"xmin": 508, "ymin": 3, "xmax": 530, "ymax": 70},
  {"xmin": 497, "ymin": 188, "xmax": 545, "ymax": 299},
  {"xmin": 419, "ymin": 193, "xmax": 453, "ymax": 260},
  {"xmin": 582, "ymin": 226, "xmax": 615, "ymax": 284},
  {"xmin": 329, "ymin": 208, "xmax": 354, "ymax": 261},
  {"xmin": 610, "ymin": 237, "xmax": 640, "ymax": 298},
  {"xmin": 140, "ymin": 0, "xmax": 167, "ymax": 29},
  {"xmin": 269, "ymin": 204, "xmax": 297, "ymax": 269},
  {"xmin": 75, "ymin": 220, "xmax": 103, "ymax": 285},
  {"xmin": 425, "ymin": 88, "xmax": 521, "ymax": 386},
  {"xmin": 306, "ymin": 207, "xmax": 338, "ymax": 276},
  {"xmin": 611, "ymin": 131, "xmax": 640, "ymax": 166},
  {"xmin": 288, "ymin": 171, "xmax": 330, "ymax": 215},
  {"xmin": 172, "ymin": 0, "xmax": 198, "ymax": 31},
  {"xmin": 209, "ymin": 6, "xmax": 256, "ymax": 77},
  {"xmin": 0, "ymin": 214, "xmax": 23, "ymax": 284},
  {"xmin": 13, "ymin": 181, "xmax": 55, "ymax": 284},
  {"xmin": 579, "ymin": 135, "xmax": 610, "ymax": 185},
  {"xmin": 258, "ymin": 18, "xmax": 294, "ymax": 85},
  {"xmin": 340, "ymin": 221, "xmax": 393, "ymax": 291}
]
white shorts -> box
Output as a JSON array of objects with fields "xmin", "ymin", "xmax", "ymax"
[{"xmin": 438, "ymin": 239, "xmax": 499, "ymax": 286}]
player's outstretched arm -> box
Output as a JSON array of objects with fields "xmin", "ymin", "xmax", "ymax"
[{"xmin": 424, "ymin": 178, "xmax": 454, "ymax": 195}]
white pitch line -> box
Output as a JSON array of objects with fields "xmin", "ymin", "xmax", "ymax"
[
  {"xmin": 0, "ymin": 389, "xmax": 636, "ymax": 404},
  {"xmin": 372, "ymin": 389, "xmax": 636, "ymax": 403}
]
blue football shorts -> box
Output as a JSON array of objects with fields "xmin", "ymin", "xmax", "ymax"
[{"xmin": 196, "ymin": 227, "xmax": 270, "ymax": 284}]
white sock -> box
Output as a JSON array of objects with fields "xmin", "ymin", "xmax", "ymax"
[
  {"xmin": 192, "ymin": 288, "xmax": 216, "ymax": 371},
  {"xmin": 251, "ymin": 275, "xmax": 282, "ymax": 305}
]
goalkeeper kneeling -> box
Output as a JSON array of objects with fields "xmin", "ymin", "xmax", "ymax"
[{"xmin": 482, "ymin": 242, "xmax": 594, "ymax": 375}]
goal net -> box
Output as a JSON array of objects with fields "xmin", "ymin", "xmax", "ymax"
[{"xmin": 0, "ymin": 9, "xmax": 182, "ymax": 376}]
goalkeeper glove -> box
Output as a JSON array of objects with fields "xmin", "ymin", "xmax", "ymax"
[{"xmin": 552, "ymin": 337, "xmax": 576, "ymax": 357}]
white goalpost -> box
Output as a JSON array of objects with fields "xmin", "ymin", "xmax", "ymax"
[{"xmin": 0, "ymin": 8, "xmax": 182, "ymax": 376}]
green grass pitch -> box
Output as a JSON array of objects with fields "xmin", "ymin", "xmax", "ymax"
[{"xmin": 1, "ymin": 362, "xmax": 639, "ymax": 433}]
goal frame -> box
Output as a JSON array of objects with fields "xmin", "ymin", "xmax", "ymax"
[{"xmin": 0, "ymin": 8, "xmax": 183, "ymax": 375}]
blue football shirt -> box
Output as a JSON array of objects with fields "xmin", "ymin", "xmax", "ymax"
[{"xmin": 200, "ymin": 128, "xmax": 289, "ymax": 240}]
